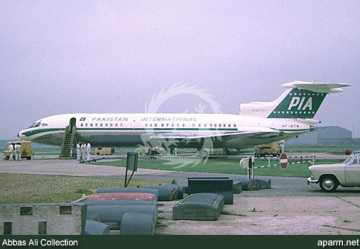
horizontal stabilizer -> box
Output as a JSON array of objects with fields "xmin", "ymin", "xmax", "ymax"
[{"xmin": 282, "ymin": 81, "xmax": 350, "ymax": 93}]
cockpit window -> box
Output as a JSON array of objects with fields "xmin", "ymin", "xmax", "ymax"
[
  {"xmin": 29, "ymin": 122, "xmax": 41, "ymax": 128},
  {"xmin": 41, "ymin": 123, "xmax": 48, "ymax": 126}
]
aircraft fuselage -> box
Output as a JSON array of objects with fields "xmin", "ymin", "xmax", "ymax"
[{"xmin": 18, "ymin": 113, "xmax": 311, "ymax": 149}]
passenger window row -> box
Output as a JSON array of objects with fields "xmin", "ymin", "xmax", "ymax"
[
  {"xmin": 144, "ymin": 123, "xmax": 237, "ymax": 128},
  {"xmin": 79, "ymin": 123, "xmax": 237, "ymax": 128},
  {"xmin": 80, "ymin": 123, "xmax": 123, "ymax": 127}
]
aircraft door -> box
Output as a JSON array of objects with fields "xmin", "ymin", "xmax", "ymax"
[{"xmin": 69, "ymin": 117, "xmax": 76, "ymax": 133}]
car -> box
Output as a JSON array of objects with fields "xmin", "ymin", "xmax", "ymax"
[{"xmin": 307, "ymin": 151, "xmax": 360, "ymax": 192}]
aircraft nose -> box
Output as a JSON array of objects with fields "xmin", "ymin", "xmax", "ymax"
[{"xmin": 18, "ymin": 131, "xmax": 26, "ymax": 140}]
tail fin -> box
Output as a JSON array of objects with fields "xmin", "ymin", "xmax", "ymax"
[{"xmin": 240, "ymin": 81, "xmax": 349, "ymax": 119}]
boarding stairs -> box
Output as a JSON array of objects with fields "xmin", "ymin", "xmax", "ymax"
[{"xmin": 59, "ymin": 125, "xmax": 77, "ymax": 159}]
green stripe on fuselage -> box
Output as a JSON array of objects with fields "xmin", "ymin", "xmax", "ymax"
[
  {"xmin": 23, "ymin": 127, "xmax": 238, "ymax": 137},
  {"xmin": 22, "ymin": 128, "xmax": 63, "ymax": 137}
]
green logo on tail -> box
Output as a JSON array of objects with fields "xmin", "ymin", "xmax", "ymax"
[{"xmin": 268, "ymin": 88, "xmax": 327, "ymax": 119}]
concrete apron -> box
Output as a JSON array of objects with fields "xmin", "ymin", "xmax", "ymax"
[{"xmin": 156, "ymin": 195, "xmax": 360, "ymax": 235}]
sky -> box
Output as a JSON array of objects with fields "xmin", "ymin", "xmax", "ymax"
[{"xmin": 1, "ymin": 0, "xmax": 359, "ymax": 139}]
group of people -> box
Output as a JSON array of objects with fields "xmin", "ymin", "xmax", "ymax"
[
  {"xmin": 8, "ymin": 143, "xmax": 22, "ymax": 161},
  {"xmin": 76, "ymin": 142, "xmax": 91, "ymax": 161}
]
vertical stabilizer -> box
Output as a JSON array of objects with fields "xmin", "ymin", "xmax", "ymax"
[{"xmin": 239, "ymin": 81, "xmax": 349, "ymax": 119}]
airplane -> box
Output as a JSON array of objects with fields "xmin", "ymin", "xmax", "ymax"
[{"xmin": 18, "ymin": 81, "xmax": 349, "ymax": 157}]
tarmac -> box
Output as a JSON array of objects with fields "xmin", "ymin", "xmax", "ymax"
[{"xmin": 1, "ymin": 154, "xmax": 360, "ymax": 235}]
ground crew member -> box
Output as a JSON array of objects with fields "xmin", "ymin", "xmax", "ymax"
[
  {"xmin": 86, "ymin": 142, "xmax": 91, "ymax": 160},
  {"xmin": 76, "ymin": 142, "xmax": 81, "ymax": 160},
  {"xmin": 81, "ymin": 143, "xmax": 87, "ymax": 160},
  {"xmin": 8, "ymin": 143, "xmax": 14, "ymax": 160},
  {"xmin": 15, "ymin": 143, "xmax": 21, "ymax": 161},
  {"xmin": 280, "ymin": 142, "xmax": 285, "ymax": 154}
]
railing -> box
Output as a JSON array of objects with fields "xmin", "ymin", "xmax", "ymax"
[
  {"xmin": 253, "ymin": 155, "xmax": 316, "ymax": 169},
  {"xmin": 59, "ymin": 126, "xmax": 77, "ymax": 159}
]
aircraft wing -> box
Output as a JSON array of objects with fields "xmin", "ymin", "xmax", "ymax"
[{"xmin": 186, "ymin": 130, "xmax": 282, "ymax": 141}]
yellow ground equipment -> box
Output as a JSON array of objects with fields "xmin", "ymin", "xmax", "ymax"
[
  {"xmin": 95, "ymin": 147, "xmax": 114, "ymax": 155},
  {"xmin": 3, "ymin": 141, "xmax": 35, "ymax": 160},
  {"xmin": 135, "ymin": 146, "xmax": 148, "ymax": 156},
  {"xmin": 258, "ymin": 142, "xmax": 281, "ymax": 157}
]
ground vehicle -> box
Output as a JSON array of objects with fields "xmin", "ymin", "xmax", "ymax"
[
  {"xmin": 3, "ymin": 141, "xmax": 35, "ymax": 160},
  {"xmin": 95, "ymin": 147, "xmax": 114, "ymax": 155},
  {"xmin": 135, "ymin": 146, "xmax": 148, "ymax": 156},
  {"xmin": 256, "ymin": 142, "xmax": 281, "ymax": 157},
  {"xmin": 307, "ymin": 151, "xmax": 360, "ymax": 192},
  {"xmin": 148, "ymin": 147, "xmax": 166, "ymax": 156}
]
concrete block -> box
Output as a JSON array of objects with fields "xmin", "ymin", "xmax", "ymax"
[
  {"xmin": 85, "ymin": 220, "xmax": 109, "ymax": 235},
  {"xmin": 233, "ymin": 180, "xmax": 243, "ymax": 194},
  {"xmin": 120, "ymin": 213, "xmax": 156, "ymax": 235},
  {"xmin": 96, "ymin": 188, "xmax": 159, "ymax": 200},
  {"xmin": 188, "ymin": 177, "xmax": 229, "ymax": 180},
  {"xmin": 173, "ymin": 193, "xmax": 224, "ymax": 221},
  {"xmin": 188, "ymin": 178, "xmax": 233, "ymax": 204},
  {"xmin": 159, "ymin": 184, "xmax": 187, "ymax": 199},
  {"xmin": 141, "ymin": 185, "xmax": 179, "ymax": 201},
  {"xmin": 85, "ymin": 200, "xmax": 156, "ymax": 207},
  {"xmin": 88, "ymin": 193, "xmax": 156, "ymax": 202},
  {"xmin": 256, "ymin": 178, "xmax": 271, "ymax": 189},
  {"xmin": 87, "ymin": 205, "xmax": 157, "ymax": 227},
  {"xmin": 240, "ymin": 178, "xmax": 259, "ymax": 191},
  {"xmin": 0, "ymin": 203, "xmax": 86, "ymax": 235}
]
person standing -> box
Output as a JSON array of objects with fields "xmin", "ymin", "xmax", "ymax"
[
  {"xmin": 15, "ymin": 143, "xmax": 21, "ymax": 161},
  {"xmin": 280, "ymin": 142, "xmax": 285, "ymax": 154},
  {"xmin": 86, "ymin": 142, "xmax": 91, "ymax": 160},
  {"xmin": 81, "ymin": 143, "xmax": 87, "ymax": 160},
  {"xmin": 8, "ymin": 143, "xmax": 14, "ymax": 160},
  {"xmin": 76, "ymin": 142, "xmax": 81, "ymax": 160}
]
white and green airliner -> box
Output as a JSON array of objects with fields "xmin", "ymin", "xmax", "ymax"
[{"xmin": 18, "ymin": 81, "xmax": 349, "ymax": 152}]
